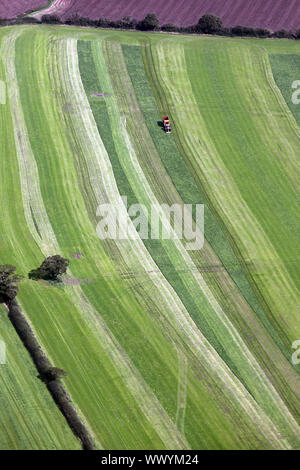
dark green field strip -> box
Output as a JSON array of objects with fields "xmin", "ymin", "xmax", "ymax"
[
  {"xmin": 270, "ymin": 54, "xmax": 300, "ymax": 125},
  {"xmin": 77, "ymin": 41, "xmax": 137, "ymax": 212}
]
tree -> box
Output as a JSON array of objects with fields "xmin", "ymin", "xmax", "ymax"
[
  {"xmin": 94, "ymin": 17, "xmax": 110, "ymax": 28},
  {"xmin": 137, "ymin": 13, "xmax": 159, "ymax": 31},
  {"xmin": 42, "ymin": 367, "xmax": 67, "ymax": 383},
  {"xmin": 65, "ymin": 13, "xmax": 81, "ymax": 25},
  {"xmin": 41, "ymin": 14, "xmax": 61, "ymax": 24},
  {"xmin": 21, "ymin": 17, "xmax": 40, "ymax": 24},
  {"xmin": 29, "ymin": 255, "xmax": 69, "ymax": 282},
  {"xmin": 161, "ymin": 23, "xmax": 180, "ymax": 32},
  {"xmin": 120, "ymin": 16, "xmax": 135, "ymax": 29},
  {"xmin": 295, "ymin": 29, "xmax": 300, "ymax": 39},
  {"xmin": 0, "ymin": 265, "xmax": 22, "ymax": 303},
  {"xmin": 254, "ymin": 28, "xmax": 271, "ymax": 38},
  {"xmin": 197, "ymin": 14, "xmax": 223, "ymax": 34},
  {"xmin": 231, "ymin": 25, "xmax": 256, "ymax": 37},
  {"xmin": 272, "ymin": 29, "xmax": 293, "ymax": 38}
]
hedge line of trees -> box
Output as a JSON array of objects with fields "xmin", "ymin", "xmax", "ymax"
[
  {"xmin": 1, "ymin": 12, "xmax": 300, "ymax": 39},
  {"xmin": 7, "ymin": 298, "xmax": 95, "ymax": 450},
  {"xmin": 0, "ymin": 258, "xmax": 95, "ymax": 450}
]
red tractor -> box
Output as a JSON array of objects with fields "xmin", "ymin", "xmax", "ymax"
[{"xmin": 162, "ymin": 115, "xmax": 172, "ymax": 133}]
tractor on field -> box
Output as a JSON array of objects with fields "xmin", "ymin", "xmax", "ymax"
[{"xmin": 162, "ymin": 115, "xmax": 172, "ymax": 133}]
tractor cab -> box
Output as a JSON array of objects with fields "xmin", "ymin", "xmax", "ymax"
[{"xmin": 162, "ymin": 115, "xmax": 172, "ymax": 133}]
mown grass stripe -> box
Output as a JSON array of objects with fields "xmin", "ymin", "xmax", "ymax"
[{"xmin": 0, "ymin": 78, "xmax": 5, "ymax": 104}]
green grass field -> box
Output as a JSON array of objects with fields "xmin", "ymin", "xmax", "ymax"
[{"xmin": 0, "ymin": 24, "xmax": 300, "ymax": 449}]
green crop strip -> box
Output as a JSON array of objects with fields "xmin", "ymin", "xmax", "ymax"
[{"xmin": 77, "ymin": 41, "xmax": 136, "ymax": 210}]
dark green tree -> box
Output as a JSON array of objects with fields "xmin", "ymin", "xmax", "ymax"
[
  {"xmin": 0, "ymin": 265, "xmax": 21, "ymax": 303},
  {"xmin": 42, "ymin": 367, "xmax": 67, "ymax": 383},
  {"xmin": 41, "ymin": 14, "xmax": 61, "ymax": 24},
  {"xmin": 272, "ymin": 29, "xmax": 293, "ymax": 38},
  {"xmin": 137, "ymin": 13, "xmax": 159, "ymax": 31},
  {"xmin": 197, "ymin": 14, "xmax": 223, "ymax": 34},
  {"xmin": 120, "ymin": 16, "xmax": 135, "ymax": 29},
  {"xmin": 161, "ymin": 23, "xmax": 179, "ymax": 32},
  {"xmin": 29, "ymin": 255, "xmax": 69, "ymax": 282}
]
